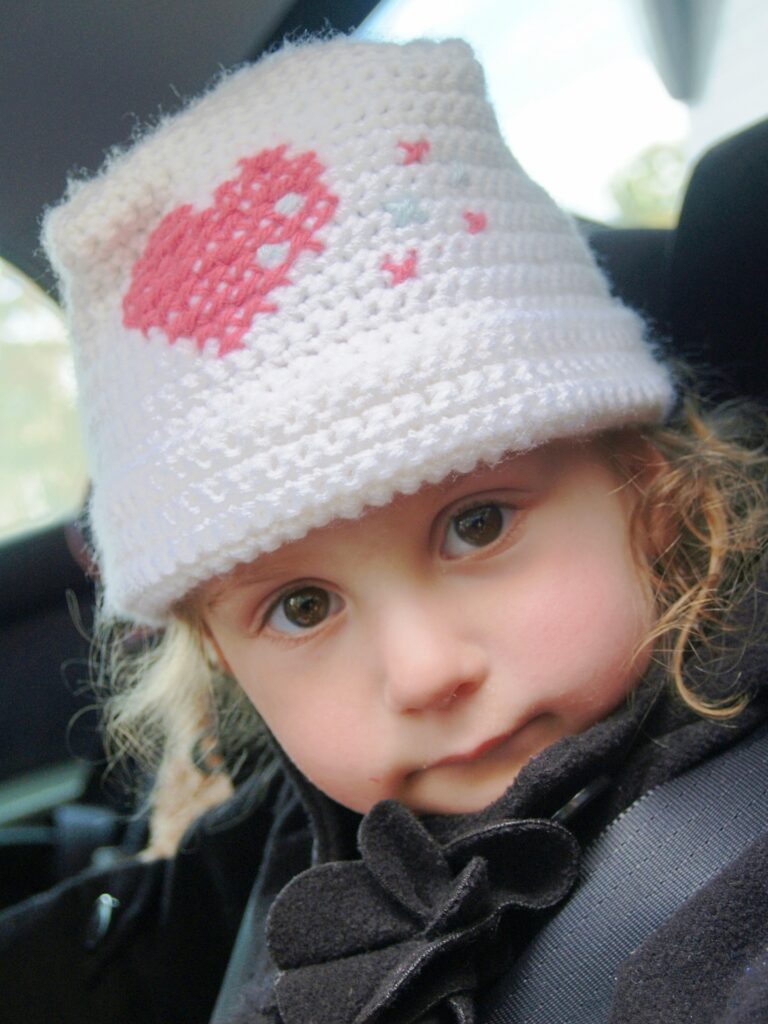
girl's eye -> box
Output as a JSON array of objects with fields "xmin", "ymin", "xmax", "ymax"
[
  {"xmin": 265, "ymin": 585, "xmax": 341, "ymax": 635},
  {"xmin": 442, "ymin": 502, "xmax": 512, "ymax": 558}
]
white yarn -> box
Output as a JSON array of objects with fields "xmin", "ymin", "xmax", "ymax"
[{"xmin": 43, "ymin": 37, "xmax": 674, "ymax": 625}]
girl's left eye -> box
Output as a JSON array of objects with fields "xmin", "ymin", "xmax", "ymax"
[
  {"xmin": 441, "ymin": 502, "xmax": 514, "ymax": 558},
  {"xmin": 265, "ymin": 585, "xmax": 343, "ymax": 635}
]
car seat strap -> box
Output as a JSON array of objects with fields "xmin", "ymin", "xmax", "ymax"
[{"xmin": 479, "ymin": 723, "xmax": 768, "ymax": 1024}]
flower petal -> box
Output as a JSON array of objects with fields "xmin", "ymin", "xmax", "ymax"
[
  {"xmin": 356, "ymin": 936, "xmax": 479, "ymax": 1024},
  {"xmin": 425, "ymin": 857, "xmax": 491, "ymax": 938},
  {"xmin": 445, "ymin": 819, "xmax": 579, "ymax": 908},
  {"xmin": 359, "ymin": 801, "xmax": 452, "ymax": 920},
  {"xmin": 275, "ymin": 942, "xmax": 419, "ymax": 1024},
  {"xmin": 446, "ymin": 991, "xmax": 477, "ymax": 1023},
  {"xmin": 268, "ymin": 861, "xmax": 415, "ymax": 969}
]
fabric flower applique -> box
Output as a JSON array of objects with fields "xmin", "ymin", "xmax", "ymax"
[{"xmin": 267, "ymin": 800, "xmax": 579, "ymax": 1024}]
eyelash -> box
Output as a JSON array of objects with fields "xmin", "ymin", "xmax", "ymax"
[{"xmin": 258, "ymin": 497, "xmax": 521, "ymax": 638}]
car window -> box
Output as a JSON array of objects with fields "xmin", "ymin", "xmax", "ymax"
[{"xmin": 0, "ymin": 257, "xmax": 87, "ymax": 541}]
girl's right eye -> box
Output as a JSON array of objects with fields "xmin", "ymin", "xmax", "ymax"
[{"xmin": 265, "ymin": 585, "xmax": 342, "ymax": 635}]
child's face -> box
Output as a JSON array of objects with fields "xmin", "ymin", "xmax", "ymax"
[{"xmin": 201, "ymin": 440, "xmax": 653, "ymax": 815}]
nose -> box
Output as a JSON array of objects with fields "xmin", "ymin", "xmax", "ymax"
[{"xmin": 377, "ymin": 596, "xmax": 489, "ymax": 713}]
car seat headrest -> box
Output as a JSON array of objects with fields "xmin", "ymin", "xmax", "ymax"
[{"xmin": 669, "ymin": 117, "xmax": 768, "ymax": 402}]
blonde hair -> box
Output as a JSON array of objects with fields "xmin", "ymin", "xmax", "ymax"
[
  {"xmin": 94, "ymin": 612, "xmax": 267, "ymax": 857},
  {"xmin": 609, "ymin": 398, "xmax": 767, "ymax": 717},
  {"xmin": 92, "ymin": 397, "xmax": 768, "ymax": 855}
]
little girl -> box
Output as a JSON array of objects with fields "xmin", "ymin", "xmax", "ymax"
[{"xmin": 3, "ymin": 35, "xmax": 768, "ymax": 1024}]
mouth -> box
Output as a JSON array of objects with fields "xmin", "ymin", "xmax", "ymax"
[{"xmin": 429, "ymin": 728, "xmax": 520, "ymax": 769}]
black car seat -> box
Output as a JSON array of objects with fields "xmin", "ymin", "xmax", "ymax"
[{"xmin": 590, "ymin": 116, "xmax": 768, "ymax": 405}]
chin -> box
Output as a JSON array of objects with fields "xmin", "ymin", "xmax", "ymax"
[{"xmin": 407, "ymin": 772, "xmax": 521, "ymax": 816}]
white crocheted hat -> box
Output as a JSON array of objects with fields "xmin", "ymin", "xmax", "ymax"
[{"xmin": 44, "ymin": 36, "xmax": 674, "ymax": 626}]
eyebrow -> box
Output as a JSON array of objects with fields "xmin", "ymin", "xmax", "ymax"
[{"xmin": 205, "ymin": 561, "xmax": 299, "ymax": 609}]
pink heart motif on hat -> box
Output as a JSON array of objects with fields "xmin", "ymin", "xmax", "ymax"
[{"xmin": 122, "ymin": 145, "xmax": 338, "ymax": 357}]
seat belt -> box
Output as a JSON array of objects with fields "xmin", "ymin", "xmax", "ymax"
[{"xmin": 479, "ymin": 723, "xmax": 768, "ymax": 1024}]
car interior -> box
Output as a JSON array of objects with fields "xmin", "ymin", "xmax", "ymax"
[{"xmin": 1, "ymin": 0, "xmax": 766, "ymax": 912}]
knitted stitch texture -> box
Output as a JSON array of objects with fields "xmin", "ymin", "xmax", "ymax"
[{"xmin": 43, "ymin": 37, "xmax": 674, "ymax": 625}]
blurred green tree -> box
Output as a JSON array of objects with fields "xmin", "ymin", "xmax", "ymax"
[{"xmin": 610, "ymin": 143, "xmax": 686, "ymax": 228}]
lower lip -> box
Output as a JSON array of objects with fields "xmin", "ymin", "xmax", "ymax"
[{"xmin": 431, "ymin": 727, "xmax": 527, "ymax": 769}]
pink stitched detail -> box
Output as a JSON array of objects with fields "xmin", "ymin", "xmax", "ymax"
[
  {"xmin": 122, "ymin": 146, "xmax": 338, "ymax": 357},
  {"xmin": 463, "ymin": 211, "xmax": 487, "ymax": 234},
  {"xmin": 381, "ymin": 249, "xmax": 418, "ymax": 286},
  {"xmin": 397, "ymin": 139, "xmax": 430, "ymax": 165}
]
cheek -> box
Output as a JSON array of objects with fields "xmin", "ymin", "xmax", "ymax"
[
  {"xmin": 234, "ymin": 662, "xmax": 389, "ymax": 813},
  {"xmin": 493, "ymin": 537, "xmax": 651, "ymax": 714},
  {"xmin": 280, "ymin": 714, "xmax": 390, "ymax": 814}
]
